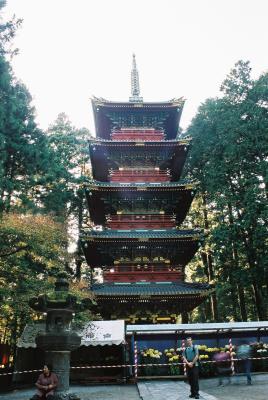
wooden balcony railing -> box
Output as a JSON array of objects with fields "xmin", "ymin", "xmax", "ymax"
[
  {"xmin": 103, "ymin": 265, "xmax": 182, "ymax": 273},
  {"xmin": 106, "ymin": 214, "xmax": 176, "ymax": 229},
  {"xmin": 111, "ymin": 128, "xmax": 165, "ymax": 141},
  {"xmin": 109, "ymin": 169, "xmax": 170, "ymax": 182},
  {"xmin": 103, "ymin": 267, "xmax": 184, "ymax": 283}
]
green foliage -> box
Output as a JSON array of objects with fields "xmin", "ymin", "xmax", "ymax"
[
  {"xmin": 0, "ymin": 213, "xmax": 67, "ymax": 348},
  {"xmin": 0, "ymin": 19, "xmax": 51, "ymax": 214},
  {"xmin": 186, "ymin": 60, "xmax": 268, "ymax": 322},
  {"xmin": 68, "ymin": 281, "xmax": 97, "ymax": 329},
  {"xmin": 0, "ymin": 15, "xmax": 94, "ymax": 359},
  {"xmin": 43, "ymin": 113, "xmax": 92, "ymax": 280},
  {"xmin": 43, "ymin": 113, "xmax": 90, "ymax": 219}
]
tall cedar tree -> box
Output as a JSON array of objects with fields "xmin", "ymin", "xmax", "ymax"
[
  {"xmin": 0, "ymin": 8, "xmax": 93, "ymax": 357},
  {"xmin": 46, "ymin": 113, "xmax": 91, "ymax": 279},
  {"xmin": 186, "ymin": 61, "xmax": 268, "ymax": 322}
]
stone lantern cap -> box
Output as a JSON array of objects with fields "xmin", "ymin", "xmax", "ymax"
[{"xmin": 29, "ymin": 271, "xmax": 92, "ymax": 313}]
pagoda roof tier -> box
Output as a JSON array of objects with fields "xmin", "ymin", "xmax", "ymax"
[
  {"xmin": 80, "ymin": 229, "xmax": 202, "ymax": 268},
  {"xmin": 91, "ymin": 96, "xmax": 185, "ymax": 140},
  {"xmin": 85, "ymin": 181, "xmax": 195, "ymax": 226},
  {"xmin": 82, "ymin": 228, "xmax": 201, "ymax": 239},
  {"xmin": 85, "ymin": 180, "xmax": 195, "ymax": 189},
  {"xmin": 89, "ymin": 139, "xmax": 190, "ymax": 182},
  {"xmin": 91, "ymin": 281, "xmax": 212, "ymax": 296},
  {"xmin": 90, "ymin": 282, "xmax": 214, "ymax": 315}
]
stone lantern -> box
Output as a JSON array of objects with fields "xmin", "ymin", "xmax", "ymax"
[{"xmin": 29, "ymin": 272, "xmax": 91, "ymax": 400}]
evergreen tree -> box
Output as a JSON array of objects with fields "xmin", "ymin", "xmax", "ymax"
[
  {"xmin": 45, "ymin": 113, "xmax": 91, "ymax": 279},
  {"xmin": 186, "ymin": 61, "xmax": 268, "ymax": 321},
  {"xmin": 0, "ymin": 213, "xmax": 67, "ymax": 354},
  {"xmin": 0, "ymin": 10, "xmax": 93, "ymax": 358},
  {"xmin": 0, "ymin": 8, "xmax": 51, "ymax": 214}
]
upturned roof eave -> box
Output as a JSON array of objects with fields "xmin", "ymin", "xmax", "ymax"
[
  {"xmin": 90, "ymin": 282, "xmax": 214, "ymax": 297},
  {"xmin": 80, "ymin": 229, "xmax": 203, "ymax": 241},
  {"xmin": 88, "ymin": 138, "xmax": 191, "ymax": 146},
  {"xmin": 84, "ymin": 180, "xmax": 197, "ymax": 190},
  {"xmin": 91, "ymin": 96, "xmax": 185, "ymax": 108}
]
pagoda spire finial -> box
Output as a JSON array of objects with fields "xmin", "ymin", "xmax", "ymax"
[{"xmin": 129, "ymin": 54, "xmax": 143, "ymax": 103}]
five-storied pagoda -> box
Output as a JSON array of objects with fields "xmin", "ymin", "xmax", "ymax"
[{"xmin": 81, "ymin": 55, "xmax": 213, "ymax": 324}]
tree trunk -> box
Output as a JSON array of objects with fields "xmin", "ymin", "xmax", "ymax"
[
  {"xmin": 242, "ymin": 239, "xmax": 266, "ymax": 320},
  {"xmin": 229, "ymin": 277, "xmax": 241, "ymax": 321},
  {"xmin": 75, "ymin": 193, "xmax": 84, "ymax": 280},
  {"xmin": 227, "ymin": 202, "xmax": 247, "ymax": 321},
  {"xmin": 229, "ymin": 191, "xmax": 266, "ymax": 321},
  {"xmin": 10, "ymin": 315, "xmax": 18, "ymax": 365},
  {"xmin": 252, "ymin": 281, "xmax": 267, "ymax": 320},
  {"xmin": 201, "ymin": 194, "xmax": 219, "ymax": 320},
  {"xmin": 237, "ymin": 284, "xmax": 248, "ymax": 321},
  {"xmin": 211, "ymin": 293, "xmax": 219, "ymax": 321},
  {"xmin": 181, "ymin": 312, "xmax": 189, "ymax": 324}
]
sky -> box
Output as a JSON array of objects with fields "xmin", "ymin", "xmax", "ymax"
[{"xmin": 2, "ymin": 0, "xmax": 268, "ymax": 134}]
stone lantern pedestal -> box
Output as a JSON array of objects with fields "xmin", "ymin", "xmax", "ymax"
[
  {"xmin": 29, "ymin": 272, "xmax": 90, "ymax": 400},
  {"xmin": 36, "ymin": 329, "xmax": 81, "ymax": 398}
]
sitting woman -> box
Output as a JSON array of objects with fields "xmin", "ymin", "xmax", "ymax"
[{"xmin": 31, "ymin": 364, "xmax": 58, "ymax": 400}]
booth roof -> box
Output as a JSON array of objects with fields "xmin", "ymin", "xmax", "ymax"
[
  {"xmin": 17, "ymin": 320, "xmax": 125, "ymax": 348},
  {"xmin": 126, "ymin": 321, "xmax": 268, "ymax": 335}
]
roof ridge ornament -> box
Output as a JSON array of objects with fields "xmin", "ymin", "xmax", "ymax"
[{"xmin": 129, "ymin": 54, "xmax": 143, "ymax": 103}]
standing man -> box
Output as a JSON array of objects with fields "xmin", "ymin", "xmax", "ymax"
[{"xmin": 182, "ymin": 337, "xmax": 200, "ymax": 399}]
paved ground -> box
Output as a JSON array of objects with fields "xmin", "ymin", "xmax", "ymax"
[
  {"xmin": 200, "ymin": 377, "xmax": 268, "ymax": 400},
  {"xmin": 0, "ymin": 377, "xmax": 268, "ymax": 400},
  {"xmin": 138, "ymin": 380, "xmax": 217, "ymax": 399},
  {"xmin": 0, "ymin": 385, "xmax": 140, "ymax": 400},
  {"xmin": 138, "ymin": 374, "xmax": 268, "ymax": 400}
]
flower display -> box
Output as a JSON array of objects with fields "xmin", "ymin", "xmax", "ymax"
[
  {"xmin": 204, "ymin": 347, "xmax": 220, "ymax": 352},
  {"xmin": 140, "ymin": 347, "xmax": 163, "ymax": 376},
  {"xmin": 197, "ymin": 345, "xmax": 208, "ymax": 351},
  {"xmin": 199, "ymin": 354, "xmax": 209, "ymax": 359},
  {"xmin": 163, "ymin": 347, "xmax": 181, "ymax": 375},
  {"xmin": 140, "ymin": 348, "xmax": 162, "ymax": 358},
  {"xmin": 137, "ymin": 341, "xmax": 268, "ymax": 377},
  {"xmin": 164, "ymin": 348, "xmax": 181, "ymax": 361}
]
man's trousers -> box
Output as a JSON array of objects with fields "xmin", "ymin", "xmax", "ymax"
[{"xmin": 187, "ymin": 366, "xmax": 199, "ymax": 396}]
